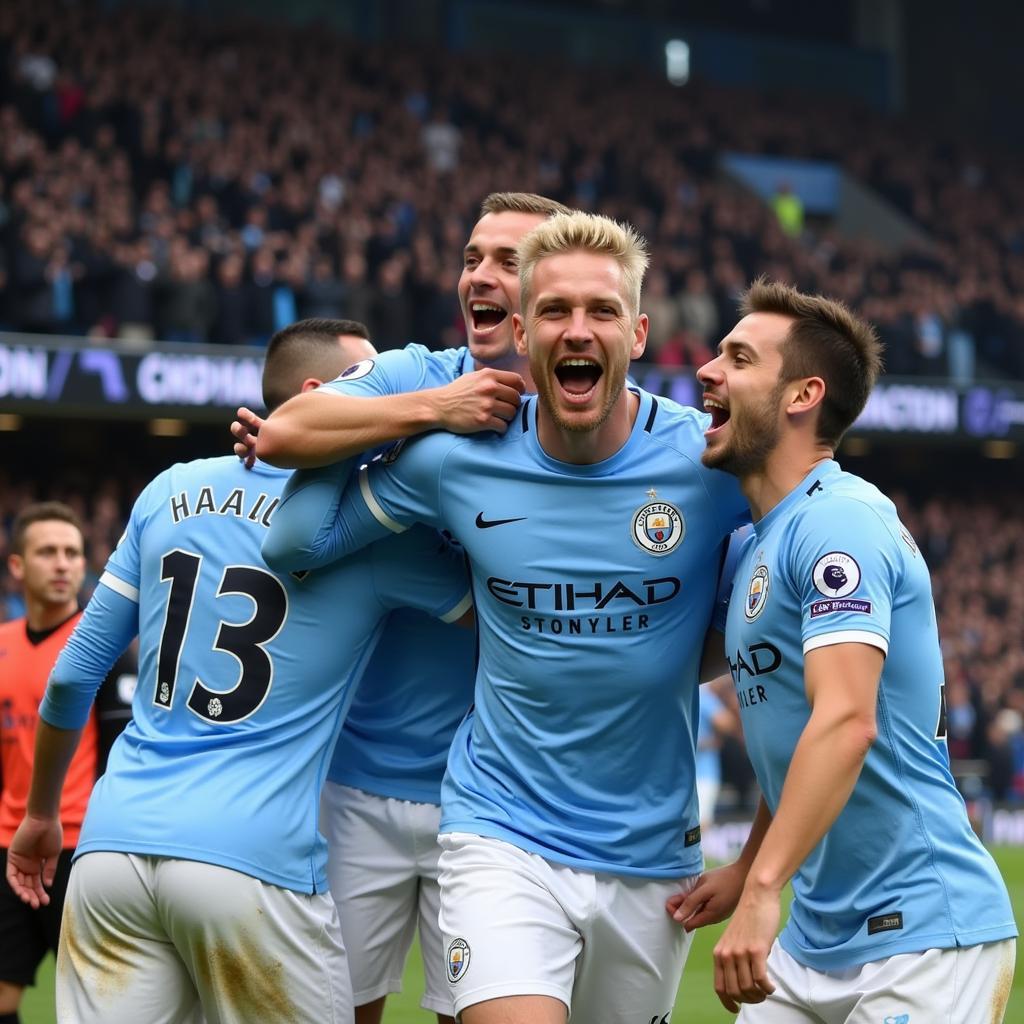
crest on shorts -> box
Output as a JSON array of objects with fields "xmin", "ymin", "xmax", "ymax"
[
  {"xmin": 447, "ymin": 938, "xmax": 471, "ymax": 983},
  {"xmin": 631, "ymin": 499, "xmax": 684, "ymax": 556},
  {"xmin": 812, "ymin": 552, "xmax": 861, "ymax": 598},
  {"xmin": 745, "ymin": 564, "xmax": 770, "ymax": 621}
]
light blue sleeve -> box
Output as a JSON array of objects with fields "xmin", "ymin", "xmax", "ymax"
[
  {"xmin": 261, "ymin": 458, "xmax": 360, "ymax": 571},
  {"xmin": 369, "ymin": 525, "xmax": 472, "ymax": 622},
  {"xmin": 354, "ymin": 430, "xmax": 456, "ymax": 535},
  {"xmin": 263, "ymin": 431, "xmax": 453, "ymax": 570},
  {"xmin": 317, "ymin": 344, "xmax": 464, "ymax": 399},
  {"xmin": 785, "ymin": 498, "xmax": 902, "ymax": 655},
  {"xmin": 41, "ymin": 582, "xmax": 139, "ymax": 729}
]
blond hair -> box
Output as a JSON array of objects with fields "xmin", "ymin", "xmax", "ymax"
[
  {"xmin": 479, "ymin": 192, "xmax": 571, "ymax": 219},
  {"xmin": 741, "ymin": 277, "xmax": 884, "ymax": 447},
  {"xmin": 518, "ymin": 211, "xmax": 650, "ymax": 318}
]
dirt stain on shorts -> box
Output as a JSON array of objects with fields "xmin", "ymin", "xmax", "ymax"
[{"xmin": 194, "ymin": 934, "xmax": 294, "ymax": 1023}]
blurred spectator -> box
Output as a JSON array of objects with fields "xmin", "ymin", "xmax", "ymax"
[{"xmin": 771, "ymin": 181, "xmax": 804, "ymax": 237}]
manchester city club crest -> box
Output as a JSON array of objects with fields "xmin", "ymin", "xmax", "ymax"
[
  {"xmin": 447, "ymin": 937, "xmax": 471, "ymax": 983},
  {"xmin": 631, "ymin": 499, "xmax": 684, "ymax": 556},
  {"xmin": 745, "ymin": 564, "xmax": 770, "ymax": 620},
  {"xmin": 812, "ymin": 551, "xmax": 861, "ymax": 598}
]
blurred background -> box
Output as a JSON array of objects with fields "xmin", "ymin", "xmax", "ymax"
[{"xmin": 0, "ymin": 1, "xmax": 1022, "ymax": 1016}]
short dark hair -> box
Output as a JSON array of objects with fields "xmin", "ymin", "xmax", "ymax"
[
  {"xmin": 740, "ymin": 278, "xmax": 884, "ymax": 447},
  {"xmin": 11, "ymin": 501, "xmax": 84, "ymax": 556},
  {"xmin": 262, "ymin": 318, "xmax": 373, "ymax": 411},
  {"xmin": 479, "ymin": 193, "xmax": 572, "ymax": 219}
]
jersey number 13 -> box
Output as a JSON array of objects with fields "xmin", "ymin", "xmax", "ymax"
[{"xmin": 155, "ymin": 549, "xmax": 288, "ymax": 724}]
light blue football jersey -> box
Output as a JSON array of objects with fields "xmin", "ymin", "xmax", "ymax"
[
  {"xmin": 725, "ymin": 459, "xmax": 1016, "ymax": 968},
  {"xmin": 266, "ymin": 389, "xmax": 750, "ymax": 877},
  {"xmin": 40, "ymin": 457, "xmax": 471, "ymax": 894},
  {"xmin": 317, "ymin": 343, "xmax": 478, "ymax": 803}
]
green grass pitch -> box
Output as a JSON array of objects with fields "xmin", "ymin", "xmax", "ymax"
[{"xmin": 20, "ymin": 847, "xmax": 1023, "ymax": 1023}]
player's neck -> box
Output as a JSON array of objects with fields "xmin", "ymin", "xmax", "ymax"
[
  {"xmin": 537, "ymin": 388, "xmax": 639, "ymax": 465},
  {"xmin": 473, "ymin": 353, "xmax": 535, "ymax": 392},
  {"xmin": 25, "ymin": 595, "xmax": 79, "ymax": 633},
  {"xmin": 741, "ymin": 442, "xmax": 833, "ymax": 522}
]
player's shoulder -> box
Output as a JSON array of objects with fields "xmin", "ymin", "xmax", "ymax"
[
  {"xmin": 790, "ymin": 465, "xmax": 900, "ymax": 542},
  {"xmin": 332, "ymin": 343, "xmax": 468, "ymax": 393},
  {"xmin": 640, "ymin": 390, "xmax": 712, "ymax": 455}
]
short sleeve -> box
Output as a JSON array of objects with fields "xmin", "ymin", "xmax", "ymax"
[
  {"xmin": 784, "ymin": 498, "xmax": 902, "ymax": 656},
  {"xmin": 318, "ymin": 344, "xmax": 465, "ymax": 399}
]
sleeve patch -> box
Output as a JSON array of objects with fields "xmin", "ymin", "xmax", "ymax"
[
  {"xmin": 811, "ymin": 552, "xmax": 861, "ymax": 598},
  {"xmin": 335, "ymin": 358, "xmax": 375, "ymax": 382},
  {"xmin": 810, "ymin": 598, "xmax": 872, "ymax": 618}
]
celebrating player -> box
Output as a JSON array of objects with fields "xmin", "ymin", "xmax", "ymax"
[
  {"xmin": 263, "ymin": 211, "xmax": 751, "ymax": 1024},
  {"xmin": 5, "ymin": 322, "xmax": 472, "ymax": 1024},
  {"xmin": 235, "ymin": 192, "xmax": 568, "ymax": 1024},
  {"xmin": 669, "ymin": 279, "xmax": 1017, "ymax": 1021}
]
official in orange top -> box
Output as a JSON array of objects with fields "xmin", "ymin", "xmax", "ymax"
[{"xmin": 0, "ymin": 501, "xmax": 134, "ymax": 1021}]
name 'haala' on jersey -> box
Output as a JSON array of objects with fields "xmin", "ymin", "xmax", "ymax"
[{"xmin": 169, "ymin": 486, "xmax": 279, "ymax": 528}]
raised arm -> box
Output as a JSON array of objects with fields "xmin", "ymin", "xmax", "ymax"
[
  {"xmin": 262, "ymin": 430, "xmax": 456, "ymax": 573},
  {"xmin": 256, "ymin": 369, "xmax": 524, "ymax": 469}
]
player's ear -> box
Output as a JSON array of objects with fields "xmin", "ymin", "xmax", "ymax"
[
  {"xmin": 631, "ymin": 313, "xmax": 649, "ymax": 361},
  {"xmin": 786, "ymin": 376, "xmax": 826, "ymax": 418},
  {"xmin": 300, "ymin": 377, "xmax": 323, "ymax": 394},
  {"xmin": 7, "ymin": 553, "xmax": 24, "ymax": 582},
  {"xmin": 513, "ymin": 313, "xmax": 528, "ymax": 356}
]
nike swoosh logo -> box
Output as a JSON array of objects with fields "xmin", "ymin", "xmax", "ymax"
[{"xmin": 475, "ymin": 513, "xmax": 527, "ymax": 529}]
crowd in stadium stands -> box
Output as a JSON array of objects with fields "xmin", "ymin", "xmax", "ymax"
[
  {"xmin": 2, "ymin": 472, "xmax": 1023, "ymax": 805},
  {"xmin": 2, "ymin": 0, "xmax": 1024, "ymax": 379}
]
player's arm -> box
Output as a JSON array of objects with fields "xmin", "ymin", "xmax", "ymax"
[
  {"xmin": 710, "ymin": 642, "xmax": 883, "ymax": 1012},
  {"xmin": 255, "ymin": 369, "xmax": 524, "ymax": 469},
  {"xmin": 668, "ymin": 795, "xmax": 773, "ymax": 931},
  {"xmin": 263, "ymin": 430, "xmax": 453, "ymax": 572},
  {"xmin": 6, "ymin": 582, "xmax": 138, "ymax": 907},
  {"xmin": 370, "ymin": 524, "xmax": 474, "ymax": 626}
]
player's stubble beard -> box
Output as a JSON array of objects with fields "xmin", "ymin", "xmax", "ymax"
[
  {"xmin": 702, "ymin": 378, "xmax": 786, "ymax": 478},
  {"xmin": 529, "ymin": 342, "xmax": 627, "ymax": 436}
]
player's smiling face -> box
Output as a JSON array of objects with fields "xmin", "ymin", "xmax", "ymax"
[
  {"xmin": 513, "ymin": 250, "xmax": 647, "ymax": 436},
  {"xmin": 696, "ymin": 312, "xmax": 793, "ymax": 476},
  {"xmin": 459, "ymin": 211, "xmax": 547, "ymax": 366}
]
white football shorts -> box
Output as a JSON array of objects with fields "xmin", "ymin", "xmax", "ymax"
[
  {"xmin": 737, "ymin": 936, "xmax": 1017, "ymax": 1023},
  {"xmin": 436, "ymin": 832, "xmax": 697, "ymax": 1022},
  {"xmin": 58, "ymin": 851, "xmax": 353, "ymax": 1024},
  {"xmin": 320, "ymin": 781, "xmax": 452, "ymax": 1015}
]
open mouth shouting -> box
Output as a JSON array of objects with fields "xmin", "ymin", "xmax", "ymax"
[
  {"xmin": 469, "ymin": 301, "xmax": 509, "ymax": 335},
  {"xmin": 703, "ymin": 394, "xmax": 731, "ymax": 435},
  {"xmin": 554, "ymin": 357, "xmax": 604, "ymax": 404}
]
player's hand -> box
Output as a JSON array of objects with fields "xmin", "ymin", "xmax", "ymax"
[
  {"xmin": 711, "ymin": 884, "xmax": 779, "ymax": 1013},
  {"xmin": 431, "ymin": 369, "xmax": 525, "ymax": 435},
  {"xmin": 5, "ymin": 814, "xmax": 63, "ymax": 909},
  {"xmin": 231, "ymin": 407, "xmax": 264, "ymax": 469},
  {"xmin": 666, "ymin": 861, "xmax": 747, "ymax": 931}
]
